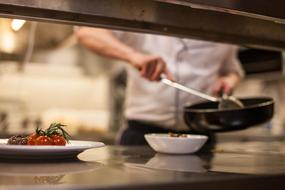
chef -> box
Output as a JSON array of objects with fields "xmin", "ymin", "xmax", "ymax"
[{"xmin": 75, "ymin": 27, "xmax": 244, "ymax": 145}]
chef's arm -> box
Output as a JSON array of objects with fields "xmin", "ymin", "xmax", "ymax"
[
  {"xmin": 76, "ymin": 27, "xmax": 135, "ymax": 63},
  {"xmin": 212, "ymin": 46, "xmax": 244, "ymax": 95},
  {"xmin": 75, "ymin": 27, "xmax": 173, "ymax": 81}
]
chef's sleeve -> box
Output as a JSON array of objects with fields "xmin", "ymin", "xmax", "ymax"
[{"xmin": 220, "ymin": 46, "xmax": 245, "ymax": 78}]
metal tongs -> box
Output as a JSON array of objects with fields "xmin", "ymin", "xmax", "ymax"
[{"xmin": 161, "ymin": 78, "xmax": 244, "ymax": 110}]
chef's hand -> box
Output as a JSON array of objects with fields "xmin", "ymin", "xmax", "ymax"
[
  {"xmin": 127, "ymin": 52, "xmax": 174, "ymax": 81},
  {"xmin": 212, "ymin": 73, "xmax": 240, "ymax": 96}
]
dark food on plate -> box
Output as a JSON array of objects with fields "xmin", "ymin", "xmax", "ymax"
[
  {"xmin": 7, "ymin": 135, "xmax": 28, "ymax": 145},
  {"xmin": 168, "ymin": 132, "xmax": 188, "ymax": 138},
  {"xmin": 7, "ymin": 123, "xmax": 71, "ymax": 146}
]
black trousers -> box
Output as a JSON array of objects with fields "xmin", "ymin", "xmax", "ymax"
[{"xmin": 118, "ymin": 120, "xmax": 215, "ymax": 146}]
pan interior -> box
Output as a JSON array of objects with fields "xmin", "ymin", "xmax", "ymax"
[{"xmin": 184, "ymin": 97, "xmax": 273, "ymax": 112}]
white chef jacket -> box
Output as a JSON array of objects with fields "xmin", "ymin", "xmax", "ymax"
[{"xmin": 114, "ymin": 31, "xmax": 244, "ymax": 130}]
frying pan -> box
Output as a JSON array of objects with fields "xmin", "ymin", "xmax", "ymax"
[{"xmin": 183, "ymin": 97, "xmax": 274, "ymax": 133}]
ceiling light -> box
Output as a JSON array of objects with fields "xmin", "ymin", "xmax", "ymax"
[{"xmin": 11, "ymin": 19, "xmax": 26, "ymax": 31}]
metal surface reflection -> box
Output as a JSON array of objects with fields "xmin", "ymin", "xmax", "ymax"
[
  {"xmin": 0, "ymin": 160, "xmax": 102, "ymax": 177},
  {"xmin": 145, "ymin": 153, "xmax": 208, "ymax": 173}
]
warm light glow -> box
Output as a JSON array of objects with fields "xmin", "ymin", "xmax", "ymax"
[
  {"xmin": 0, "ymin": 30, "xmax": 15, "ymax": 53},
  {"xmin": 11, "ymin": 19, "xmax": 26, "ymax": 31}
]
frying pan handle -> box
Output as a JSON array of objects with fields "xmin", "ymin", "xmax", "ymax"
[{"xmin": 161, "ymin": 77, "xmax": 219, "ymax": 102}]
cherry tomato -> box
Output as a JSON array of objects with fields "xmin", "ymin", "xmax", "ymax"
[
  {"xmin": 27, "ymin": 133, "xmax": 40, "ymax": 145},
  {"xmin": 35, "ymin": 136, "xmax": 53, "ymax": 145},
  {"xmin": 51, "ymin": 135, "xmax": 66, "ymax": 146}
]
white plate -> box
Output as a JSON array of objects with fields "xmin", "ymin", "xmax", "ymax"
[
  {"xmin": 0, "ymin": 139, "xmax": 105, "ymax": 160},
  {"xmin": 144, "ymin": 133, "xmax": 208, "ymax": 154}
]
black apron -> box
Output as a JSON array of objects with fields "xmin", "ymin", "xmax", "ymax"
[{"xmin": 118, "ymin": 120, "xmax": 215, "ymax": 146}]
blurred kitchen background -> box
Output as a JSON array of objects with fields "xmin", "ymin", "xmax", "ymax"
[{"xmin": 0, "ymin": 18, "xmax": 284, "ymax": 144}]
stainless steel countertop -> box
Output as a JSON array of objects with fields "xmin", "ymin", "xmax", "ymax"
[{"xmin": 1, "ymin": 139, "xmax": 285, "ymax": 190}]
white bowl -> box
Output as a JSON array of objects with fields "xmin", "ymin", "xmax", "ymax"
[{"xmin": 144, "ymin": 133, "xmax": 208, "ymax": 154}]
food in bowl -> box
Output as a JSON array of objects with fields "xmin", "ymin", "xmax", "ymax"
[
  {"xmin": 168, "ymin": 132, "xmax": 187, "ymax": 138},
  {"xmin": 7, "ymin": 123, "xmax": 71, "ymax": 146},
  {"xmin": 144, "ymin": 133, "xmax": 208, "ymax": 154}
]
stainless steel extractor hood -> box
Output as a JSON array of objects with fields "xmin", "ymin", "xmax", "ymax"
[{"xmin": 0, "ymin": 0, "xmax": 284, "ymax": 50}]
